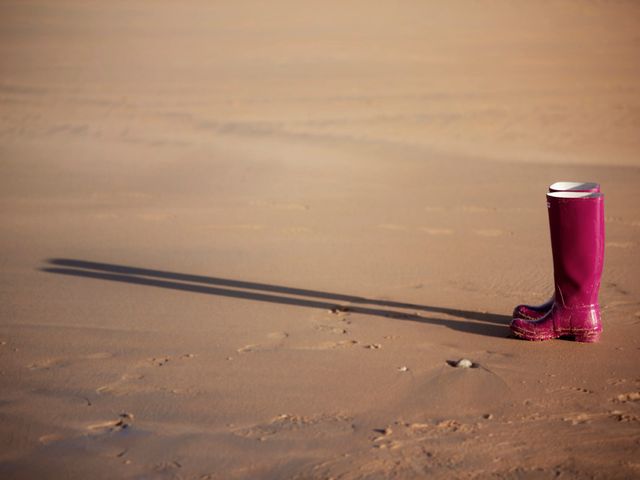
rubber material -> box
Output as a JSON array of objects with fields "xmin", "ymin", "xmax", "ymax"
[
  {"xmin": 510, "ymin": 191, "xmax": 605, "ymax": 342},
  {"xmin": 512, "ymin": 182, "xmax": 600, "ymax": 321}
]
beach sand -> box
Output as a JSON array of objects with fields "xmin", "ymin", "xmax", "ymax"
[{"xmin": 1, "ymin": 1, "xmax": 639, "ymax": 478}]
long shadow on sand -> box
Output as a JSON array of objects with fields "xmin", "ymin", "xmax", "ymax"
[{"xmin": 41, "ymin": 258, "xmax": 511, "ymax": 338}]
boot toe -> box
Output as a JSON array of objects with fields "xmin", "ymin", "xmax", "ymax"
[{"xmin": 510, "ymin": 317, "xmax": 557, "ymax": 341}]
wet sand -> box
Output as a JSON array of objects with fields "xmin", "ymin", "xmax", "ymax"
[{"xmin": 1, "ymin": 1, "xmax": 639, "ymax": 478}]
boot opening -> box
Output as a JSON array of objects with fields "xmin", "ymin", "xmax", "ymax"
[
  {"xmin": 547, "ymin": 191, "xmax": 603, "ymax": 199},
  {"xmin": 549, "ymin": 181, "xmax": 599, "ymax": 192}
]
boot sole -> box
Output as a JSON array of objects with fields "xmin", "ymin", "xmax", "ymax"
[
  {"xmin": 571, "ymin": 331, "xmax": 601, "ymax": 343},
  {"xmin": 510, "ymin": 325, "xmax": 601, "ymax": 343}
]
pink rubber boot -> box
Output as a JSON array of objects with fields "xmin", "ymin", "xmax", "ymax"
[
  {"xmin": 510, "ymin": 191, "xmax": 605, "ymax": 342},
  {"xmin": 512, "ymin": 182, "xmax": 600, "ymax": 321}
]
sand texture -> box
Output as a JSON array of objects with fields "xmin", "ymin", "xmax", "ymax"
[{"xmin": 1, "ymin": 1, "xmax": 640, "ymax": 478}]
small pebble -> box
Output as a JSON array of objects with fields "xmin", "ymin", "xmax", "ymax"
[
  {"xmin": 398, "ymin": 366, "xmax": 409, "ymax": 372},
  {"xmin": 366, "ymin": 344, "xmax": 382, "ymax": 350},
  {"xmin": 456, "ymin": 358, "xmax": 473, "ymax": 368}
]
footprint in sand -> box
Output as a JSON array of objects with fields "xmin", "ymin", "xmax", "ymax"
[
  {"xmin": 96, "ymin": 373, "xmax": 146, "ymax": 395},
  {"xmin": 153, "ymin": 461, "xmax": 184, "ymax": 474},
  {"xmin": 554, "ymin": 386, "xmax": 594, "ymax": 395},
  {"xmin": 313, "ymin": 305, "xmax": 353, "ymax": 335},
  {"xmin": 266, "ymin": 332, "xmax": 289, "ymax": 341},
  {"xmin": 27, "ymin": 352, "xmax": 113, "ymax": 370},
  {"xmin": 149, "ymin": 356, "xmax": 171, "ymax": 367},
  {"xmin": 607, "ymin": 378, "xmax": 628, "ymax": 386},
  {"xmin": 571, "ymin": 387, "xmax": 594, "ymax": 394},
  {"xmin": 560, "ymin": 410, "xmax": 635, "ymax": 426},
  {"xmin": 608, "ymin": 393, "xmax": 640, "ymax": 423},
  {"xmin": 237, "ymin": 332, "xmax": 289, "ymax": 354},
  {"xmin": 610, "ymin": 411, "xmax": 640, "ymax": 423},
  {"xmin": 233, "ymin": 413, "xmax": 353, "ymax": 441},
  {"xmin": 295, "ymin": 340, "xmax": 359, "ymax": 351},
  {"xmin": 433, "ymin": 419, "xmax": 473, "ymax": 434},
  {"xmin": 84, "ymin": 352, "xmax": 113, "ymax": 360},
  {"xmin": 146, "ymin": 353, "xmax": 195, "ymax": 366},
  {"xmin": 314, "ymin": 324, "xmax": 349, "ymax": 335},
  {"xmin": 324, "ymin": 306, "xmax": 354, "ymax": 326},
  {"xmin": 28, "ymin": 358, "xmax": 69, "ymax": 370},
  {"xmin": 371, "ymin": 427, "xmax": 399, "ymax": 449},
  {"xmin": 561, "ymin": 412, "xmax": 603, "ymax": 425},
  {"xmin": 88, "ymin": 413, "xmax": 134, "ymax": 434},
  {"xmin": 613, "ymin": 392, "xmax": 640, "ymax": 403},
  {"xmin": 96, "ymin": 354, "xmax": 195, "ymax": 395},
  {"xmin": 371, "ymin": 419, "xmax": 474, "ymax": 452}
]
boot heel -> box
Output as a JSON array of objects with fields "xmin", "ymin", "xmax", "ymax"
[{"xmin": 574, "ymin": 331, "xmax": 601, "ymax": 343}]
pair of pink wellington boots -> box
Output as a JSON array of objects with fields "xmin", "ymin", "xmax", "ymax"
[{"xmin": 510, "ymin": 182, "xmax": 605, "ymax": 342}]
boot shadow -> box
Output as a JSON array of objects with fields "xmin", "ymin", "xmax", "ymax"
[{"xmin": 41, "ymin": 258, "xmax": 511, "ymax": 339}]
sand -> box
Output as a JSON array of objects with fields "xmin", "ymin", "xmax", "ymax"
[{"xmin": 1, "ymin": 1, "xmax": 639, "ymax": 478}]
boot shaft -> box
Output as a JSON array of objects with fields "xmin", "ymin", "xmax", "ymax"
[{"xmin": 546, "ymin": 192, "xmax": 605, "ymax": 308}]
